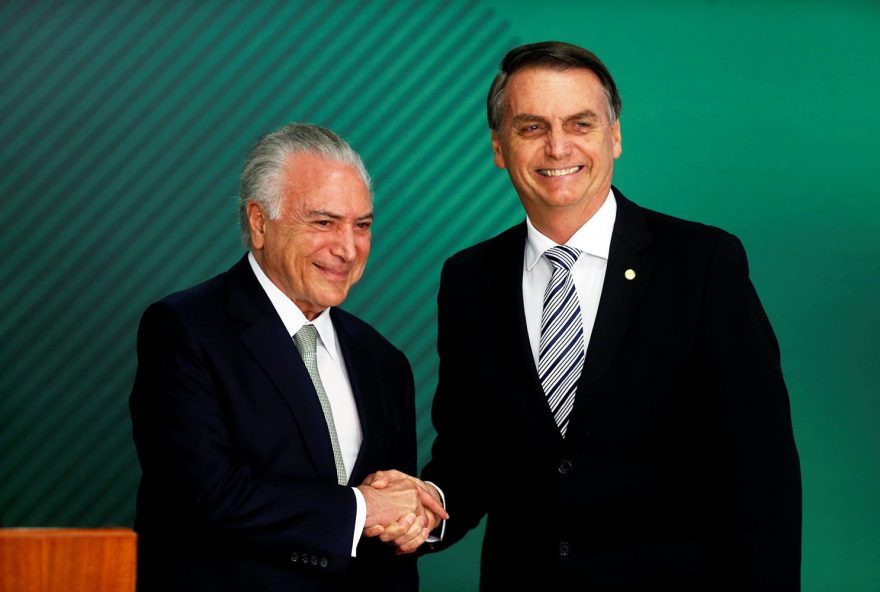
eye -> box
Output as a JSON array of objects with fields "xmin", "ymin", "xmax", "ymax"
[
  {"xmin": 516, "ymin": 123, "xmax": 546, "ymax": 138},
  {"xmin": 568, "ymin": 120, "xmax": 595, "ymax": 133},
  {"xmin": 356, "ymin": 221, "xmax": 372, "ymax": 231}
]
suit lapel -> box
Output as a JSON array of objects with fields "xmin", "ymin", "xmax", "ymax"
[
  {"xmin": 568, "ymin": 188, "xmax": 655, "ymax": 440},
  {"xmin": 226, "ymin": 256, "xmax": 338, "ymax": 483},
  {"xmin": 330, "ymin": 310, "xmax": 372, "ymax": 486},
  {"xmin": 485, "ymin": 224, "xmax": 565, "ymax": 442}
]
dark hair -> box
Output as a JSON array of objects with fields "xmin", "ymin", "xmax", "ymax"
[{"xmin": 486, "ymin": 41, "xmax": 622, "ymax": 132}]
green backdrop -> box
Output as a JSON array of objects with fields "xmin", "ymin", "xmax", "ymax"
[{"xmin": 1, "ymin": 1, "xmax": 878, "ymax": 590}]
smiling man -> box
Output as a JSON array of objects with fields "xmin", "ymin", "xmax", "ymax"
[
  {"xmin": 129, "ymin": 123, "xmax": 444, "ymax": 592},
  {"xmin": 490, "ymin": 65, "xmax": 621, "ymax": 243},
  {"xmin": 414, "ymin": 41, "xmax": 802, "ymax": 590}
]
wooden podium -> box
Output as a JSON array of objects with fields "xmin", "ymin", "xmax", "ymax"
[{"xmin": 0, "ymin": 528, "xmax": 137, "ymax": 592}]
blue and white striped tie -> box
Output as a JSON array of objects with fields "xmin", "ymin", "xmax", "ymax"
[{"xmin": 538, "ymin": 245, "xmax": 584, "ymax": 437}]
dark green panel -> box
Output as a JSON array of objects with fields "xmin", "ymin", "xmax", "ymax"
[{"xmin": 2, "ymin": 1, "xmax": 878, "ymax": 591}]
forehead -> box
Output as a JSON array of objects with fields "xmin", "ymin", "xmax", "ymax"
[
  {"xmin": 504, "ymin": 67, "xmax": 608, "ymax": 121},
  {"xmin": 280, "ymin": 152, "xmax": 371, "ymax": 212}
]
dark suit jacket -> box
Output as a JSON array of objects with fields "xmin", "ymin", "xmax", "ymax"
[
  {"xmin": 129, "ymin": 255, "xmax": 418, "ymax": 592},
  {"xmin": 421, "ymin": 188, "xmax": 802, "ymax": 591}
]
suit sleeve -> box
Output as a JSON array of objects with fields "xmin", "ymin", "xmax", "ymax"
[
  {"xmin": 701, "ymin": 233, "xmax": 802, "ymax": 588},
  {"xmin": 420, "ymin": 257, "xmax": 493, "ymax": 549},
  {"xmin": 129, "ymin": 300, "xmax": 357, "ymax": 572}
]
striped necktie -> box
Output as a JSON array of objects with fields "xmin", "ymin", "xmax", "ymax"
[
  {"xmin": 538, "ymin": 245, "xmax": 584, "ymax": 437},
  {"xmin": 293, "ymin": 324, "xmax": 347, "ymax": 485}
]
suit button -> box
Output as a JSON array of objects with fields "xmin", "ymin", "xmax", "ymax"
[
  {"xmin": 290, "ymin": 553, "xmax": 298, "ymax": 563},
  {"xmin": 311, "ymin": 555, "xmax": 318, "ymax": 566},
  {"xmin": 559, "ymin": 542, "xmax": 570, "ymax": 556},
  {"xmin": 558, "ymin": 460, "xmax": 572, "ymax": 474},
  {"xmin": 320, "ymin": 557, "xmax": 328, "ymax": 568}
]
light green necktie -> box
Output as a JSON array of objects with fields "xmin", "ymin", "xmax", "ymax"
[{"xmin": 293, "ymin": 324, "xmax": 347, "ymax": 485}]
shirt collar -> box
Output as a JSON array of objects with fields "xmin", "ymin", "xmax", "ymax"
[
  {"xmin": 247, "ymin": 252, "xmax": 339, "ymax": 362},
  {"xmin": 525, "ymin": 188, "xmax": 617, "ymax": 270}
]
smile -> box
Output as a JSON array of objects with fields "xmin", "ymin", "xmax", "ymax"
[
  {"xmin": 537, "ymin": 166, "xmax": 582, "ymax": 177},
  {"xmin": 316, "ymin": 263, "xmax": 350, "ymax": 277}
]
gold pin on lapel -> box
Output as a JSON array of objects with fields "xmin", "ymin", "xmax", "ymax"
[{"xmin": 624, "ymin": 269, "xmax": 636, "ymax": 280}]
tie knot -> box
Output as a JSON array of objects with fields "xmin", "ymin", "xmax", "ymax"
[
  {"xmin": 293, "ymin": 324, "xmax": 318, "ymax": 356},
  {"xmin": 544, "ymin": 245, "xmax": 581, "ymax": 272}
]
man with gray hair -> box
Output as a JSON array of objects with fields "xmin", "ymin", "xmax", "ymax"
[{"xmin": 130, "ymin": 122, "xmax": 444, "ymax": 591}]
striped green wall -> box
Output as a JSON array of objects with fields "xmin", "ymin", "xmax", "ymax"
[{"xmin": 2, "ymin": 1, "xmax": 879, "ymax": 590}]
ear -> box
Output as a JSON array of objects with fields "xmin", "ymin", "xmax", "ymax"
[
  {"xmin": 491, "ymin": 130, "xmax": 507, "ymax": 170},
  {"xmin": 247, "ymin": 201, "xmax": 267, "ymax": 249},
  {"xmin": 611, "ymin": 120, "xmax": 623, "ymax": 159}
]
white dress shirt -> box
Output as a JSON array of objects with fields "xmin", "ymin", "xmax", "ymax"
[
  {"xmin": 522, "ymin": 189, "xmax": 617, "ymax": 367},
  {"xmin": 433, "ymin": 191, "xmax": 617, "ymax": 543},
  {"xmin": 247, "ymin": 252, "xmax": 366, "ymax": 556}
]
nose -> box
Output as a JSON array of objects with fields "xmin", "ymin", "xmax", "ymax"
[
  {"xmin": 332, "ymin": 225, "xmax": 357, "ymax": 261},
  {"xmin": 545, "ymin": 128, "xmax": 571, "ymax": 159}
]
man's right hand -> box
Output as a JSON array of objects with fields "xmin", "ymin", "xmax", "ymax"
[{"xmin": 357, "ymin": 470, "xmax": 447, "ymax": 553}]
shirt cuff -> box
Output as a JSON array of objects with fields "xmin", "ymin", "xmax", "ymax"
[
  {"xmin": 424, "ymin": 480, "xmax": 446, "ymax": 542},
  {"xmin": 351, "ymin": 487, "xmax": 367, "ymax": 557}
]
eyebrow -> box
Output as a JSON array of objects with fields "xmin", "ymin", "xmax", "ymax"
[
  {"xmin": 510, "ymin": 114, "xmax": 548, "ymax": 127},
  {"xmin": 567, "ymin": 110, "xmax": 601, "ymax": 121},
  {"xmin": 510, "ymin": 110, "xmax": 601, "ymax": 125},
  {"xmin": 309, "ymin": 209, "xmax": 373, "ymax": 221}
]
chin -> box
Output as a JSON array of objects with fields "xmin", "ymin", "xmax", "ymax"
[{"xmin": 322, "ymin": 291, "xmax": 350, "ymax": 308}]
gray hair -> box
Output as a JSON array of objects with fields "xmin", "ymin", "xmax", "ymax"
[
  {"xmin": 487, "ymin": 41, "xmax": 622, "ymax": 132},
  {"xmin": 238, "ymin": 122, "xmax": 372, "ymax": 247}
]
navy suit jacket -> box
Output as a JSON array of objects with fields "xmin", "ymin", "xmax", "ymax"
[
  {"xmin": 130, "ymin": 255, "xmax": 418, "ymax": 591},
  {"xmin": 421, "ymin": 188, "xmax": 802, "ymax": 591}
]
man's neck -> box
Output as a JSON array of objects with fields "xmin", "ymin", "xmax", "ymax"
[{"xmin": 527, "ymin": 190, "xmax": 611, "ymax": 245}]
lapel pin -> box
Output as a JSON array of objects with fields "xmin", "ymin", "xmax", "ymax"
[{"xmin": 624, "ymin": 268, "xmax": 636, "ymax": 280}]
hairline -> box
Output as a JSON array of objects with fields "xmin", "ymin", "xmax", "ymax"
[
  {"xmin": 490, "ymin": 65, "xmax": 618, "ymax": 132},
  {"xmin": 237, "ymin": 123, "xmax": 372, "ymax": 248},
  {"xmin": 486, "ymin": 43, "xmax": 622, "ymax": 133}
]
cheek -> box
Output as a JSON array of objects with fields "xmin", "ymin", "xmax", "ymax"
[
  {"xmin": 356, "ymin": 237, "xmax": 371, "ymax": 261},
  {"xmin": 295, "ymin": 235, "xmax": 326, "ymax": 259},
  {"xmin": 513, "ymin": 143, "xmax": 541, "ymax": 168}
]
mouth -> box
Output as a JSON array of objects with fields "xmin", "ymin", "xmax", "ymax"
[
  {"xmin": 315, "ymin": 263, "xmax": 350, "ymax": 280},
  {"xmin": 537, "ymin": 166, "xmax": 582, "ymax": 177}
]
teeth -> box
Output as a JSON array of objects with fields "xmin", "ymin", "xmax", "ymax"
[{"xmin": 539, "ymin": 166, "xmax": 580, "ymax": 177}]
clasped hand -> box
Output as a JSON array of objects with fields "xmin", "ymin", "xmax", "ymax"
[{"xmin": 357, "ymin": 469, "xmax": 447, "ymax": 554}]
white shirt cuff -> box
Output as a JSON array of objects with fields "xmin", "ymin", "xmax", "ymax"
[
  {"xmin": 424, "ymin": 480, "xmax": 446, "ymax": 542},
  {"xmin": 351, "ymin": 487, "xmax": 367, "ymax": 557}
]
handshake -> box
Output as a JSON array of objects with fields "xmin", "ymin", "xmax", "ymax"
[{"xmin": 357, "ymin": 470, "xmax": 448, "ymax": 555}]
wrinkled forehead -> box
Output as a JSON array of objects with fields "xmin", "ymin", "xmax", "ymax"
[
  {"xmin": 503, "ymin": 67, "xmax": 613, "ymax": 123},
  {"xmin": 278, "ymin": 155, "xmax": 372, "ymax": 214}
]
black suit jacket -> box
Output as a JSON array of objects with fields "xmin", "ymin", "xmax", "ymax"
[
  {"xmin": 421, "ymin": 188, "xmax": 801, "ymax": 591},
  {"xmin": 130, "ymin": 255, "xmax": 418, "ymax": 592}
]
